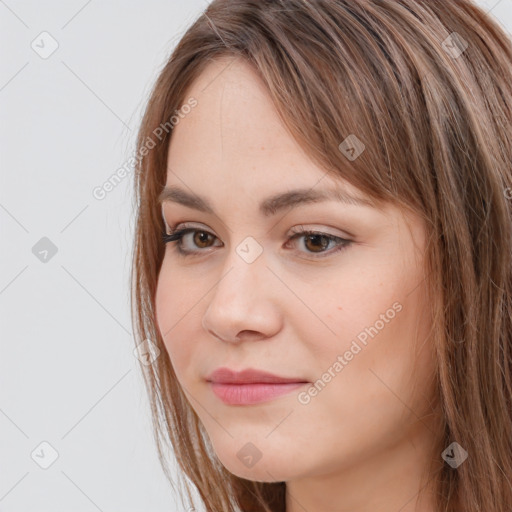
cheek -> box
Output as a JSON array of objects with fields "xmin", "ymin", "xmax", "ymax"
[
  {"xmin": 294, "ymin": 286, "xmax": 434, "ymax": 459},
  {"xmin": 302, "ymin": 270, "xmax": 401, "ymax": 355},
  {"xmin": 303, "ymin": 260, "xmax": 433, "ymax": 405},
  {"xmin": 154, "ymin": 266, "xmax": 200, "ymax": 381}
]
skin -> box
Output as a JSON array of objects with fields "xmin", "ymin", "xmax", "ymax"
[{"xmin": 155, "ymin": 56, "xmax": 443, "ymax": 512}]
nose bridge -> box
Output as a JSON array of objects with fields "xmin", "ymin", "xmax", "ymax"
[
  {"xmin": 215, "ymin": 234, "xmax": 268, "ymax": 302},
  {"xmin": 202, "ymin": 235, "xmax": 278, "ymax": 342}
]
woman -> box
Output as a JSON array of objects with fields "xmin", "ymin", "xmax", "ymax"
[{"xmin": 130, "ymin": 1, "xmax": 512, "ymax": 510}]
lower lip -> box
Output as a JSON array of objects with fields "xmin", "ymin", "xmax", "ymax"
[{"xmin": 209, "ymin": 382, "xmax": 307, "ymax": 405}]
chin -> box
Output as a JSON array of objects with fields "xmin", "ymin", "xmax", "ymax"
[{"xmin": 209, "ymin": 437, "xmax": 304, "ymax": 482}]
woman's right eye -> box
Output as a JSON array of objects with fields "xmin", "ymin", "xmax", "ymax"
[{"xmin": 162, "ymin": 228, "xmax": 220, "ymax": 256}]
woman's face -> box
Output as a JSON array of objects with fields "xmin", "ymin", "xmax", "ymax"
[{"xmin": 155, "ymin": 57, "xmax": 437, "ymax": 485}]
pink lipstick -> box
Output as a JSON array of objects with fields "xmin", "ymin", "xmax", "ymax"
[{"xmin": 206, "ymin": 367, "xmax": 308, "ymax": 405}]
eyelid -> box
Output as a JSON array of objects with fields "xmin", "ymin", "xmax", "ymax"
[
  {"xmin": 289, "ymin": 224, "xmax": 353, "ymax": 240},
  {"xmin": 161, "ymin": 210, "xmax": 169, "ymax": 229},
  {"xmin": 165, "ymin": 220, "xmax": 352, "ymax": 240},
  {"xmin": 167, "ymin": 220, "xmax": 209, "ymax": 234}
]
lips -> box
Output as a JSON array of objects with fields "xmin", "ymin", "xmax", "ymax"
[
  {"xmin": 206, "ymin": 367, "xmax": 308, "ymax": 384},
  {"xmin": 206, "ymin": 367, "xmax": 309, "ymax": 405}
]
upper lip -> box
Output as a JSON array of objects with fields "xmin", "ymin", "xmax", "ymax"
[{"xmin": 206, "ymin": 367, "xmax": 308, "ymax": 384}]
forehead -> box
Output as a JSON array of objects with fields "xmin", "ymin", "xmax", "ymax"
[
  {"xmin": 166, "ymin": 58, "xmax": 339, "ymax": 194},
  {"xmin": 168, "ymin": 58, "xmax": 296, "ymax": 156}
]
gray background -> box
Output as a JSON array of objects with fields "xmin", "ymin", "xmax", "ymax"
[{"xmin": 1, "ymin": 1, "xmax": 511, "ymax": 511}]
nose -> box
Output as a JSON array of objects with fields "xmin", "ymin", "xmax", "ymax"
[{"xmin": 201, "ymin": 245, "xmax": 282, "ymax": 344}]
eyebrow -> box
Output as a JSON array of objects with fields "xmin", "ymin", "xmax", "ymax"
[{"xmin": 158, "ymin": 184, "xmax": 378, "ymax": 216}]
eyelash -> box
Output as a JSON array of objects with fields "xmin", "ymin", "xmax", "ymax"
[{"xmin": 161, "ymin": 225, "xmax": 353, "ymax": 259}]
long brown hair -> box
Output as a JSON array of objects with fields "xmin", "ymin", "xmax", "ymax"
[{"xmin": 130, "ymin": 1, "xmax": 512, "ymax": 510}]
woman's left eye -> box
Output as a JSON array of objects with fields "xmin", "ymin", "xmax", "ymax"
[
  {"xmin": 287, "ymin": 230, "xmax": 352, "ymax": 256},
  {"xmin": 162, "ymin": 227, "xmax": 353, "ymax": 258}
]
